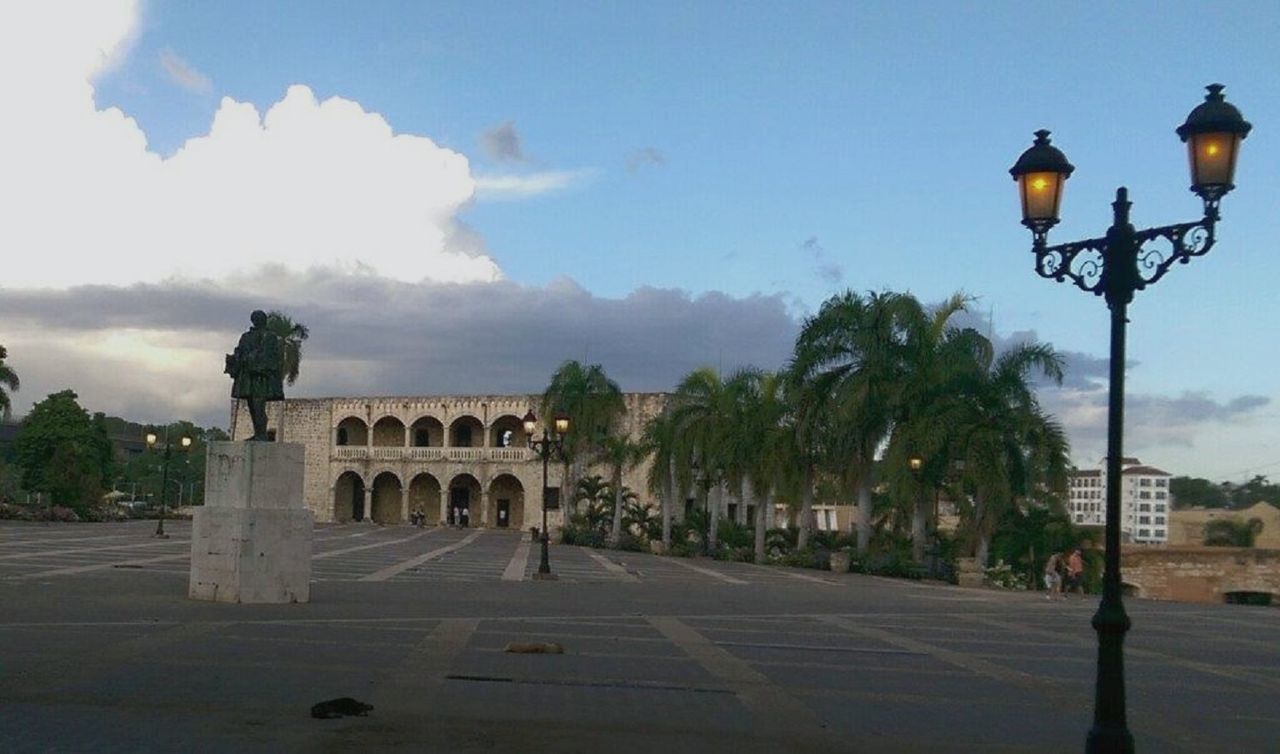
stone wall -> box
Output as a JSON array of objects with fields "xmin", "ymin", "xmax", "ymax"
[
  {"xmin": 1121, "ymin": 545, "xmax": 1280, "ymax": 604},
  {"xmin": 231, "ymin": 393, "xmax": 671, "ymax": 526}
]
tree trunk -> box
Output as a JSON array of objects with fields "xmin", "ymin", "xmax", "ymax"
[
  {"xmin": 911, "ymin": 494, "xmax": 928, "ymax": 563},
  {"xmin": 976, "ymin": 532, "xmax": 990, "ymax": 569},
  {"xmin": 855, "ymin": 478, "xmax": 872, "ymax": 552},
  {"xmin": 709, "ymin": 482, "xmax": 721, "ymax": 552},
  {"xmin": 754, "ymin": 488, "xmax": 769, "ymax": 564},
  {"xmin": 797, "ymin": 464, "xmax": 815, "ymax": 551},
  {"xmin": 972, "ymin": 493, "xmax": 987, "ymax": 565},
  {"xmin": 661, "ymin": 459, "xmax": 674, "ymax": 548},
  {"xmin": 609, "ymin": 463, "xmax": 624, "ymax": 548}
]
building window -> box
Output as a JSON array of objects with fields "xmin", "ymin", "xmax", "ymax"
[
  {"xmin": 1139, "ymin": 504, "xmax": 1150, "ymax": 512},
  {"xmin": 1139, "ymin": 515, "xmax": 1150, "ymax": 525},
  {"xmin": 1155, "ymin": 478, "xmax": 1168, "ymax": 487},
  {"xmin": 1139, "ymin": 491, "xmax": 1151, "ymax": 499},
  {"xmin": 1138, "ymin": 528, "xmax": 1151, "ymax": 538},
  {"xmin": 1155, "ymin": 491, "xmax": 1166, "ymax": 500},
  {"xmin": 1154, "ymin": 516, "xmax": 1165, "ymax": 525},
  {"xmin": 336, "ymin": 427, "xmax": 349, "ymax": 446}
]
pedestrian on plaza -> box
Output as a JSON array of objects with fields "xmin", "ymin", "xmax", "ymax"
[
  {"xmin": 1066, "ymin": 548, "xmax": 1085, "ymax": 595},
  {"xmin": 452, "ymin": 506, "xmax": 459, "ymax": 527},
  {"xmin": 1043, "ymin": 551, "xmax": 1064, "ymax": 600}
]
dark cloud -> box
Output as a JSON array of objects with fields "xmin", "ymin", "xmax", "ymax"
[
  {"xmin": 0, "ymin": 272, "xmax": 799, "ymax": 428},
  {"xmin": 627, "ymin": 147, "xmax": 666, "ymax": 173},
  {"xmin": 478, "ymin": 121, "xmax": 527, "ymax": 163}
]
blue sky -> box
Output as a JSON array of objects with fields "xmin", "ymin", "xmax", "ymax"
[{"xmin": 3, "ymin": 1, "xmax": 1279, "ymax": 480}]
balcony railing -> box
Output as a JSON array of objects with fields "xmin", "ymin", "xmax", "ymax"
[{"xmin": 332, "ymin": 446, "xmax": 530, "ymax": 463}]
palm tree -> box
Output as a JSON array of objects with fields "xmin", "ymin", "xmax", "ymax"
[
  {"xmin": 881, "ymin": 293, "xmax": 989, "ymax": 561},
  {"xmin": 781, "ymin": 364, "xmax": 830, "ymax": 552},
  {"xmin": 792, "ymin": 291, "xmax": 918, "ymax": 552},
  {"xmin": 542, "ymin": 361, "xmax": 625, "ymax": 515},
  {"xmin": 0, "ymin": 345, "xmax": 18, "ymax": 421},
  {"xmin": 264, "ymin": 311, "xmax": 309, "ymax": 385},
  {"xmin": 723, "ymin": 369, "xmax": 791, "ymax": 564},
  {"xmin": 573, "ymin": 474, "xmax": 613, "ymax": 533},
  {"xmin": 950, "ymin": 343, "xmax": 1069, "ymax": 566},
  {"xmin": 641, "ymin": 410, "xmax": 680, "ymax": 549},
  {"xmin": 669, "ymin": 367, "xmax": 737, "ymax": 554},
  {"xmin": 600, "ymin": 434, "xmax": 647, "ymax": 547}
]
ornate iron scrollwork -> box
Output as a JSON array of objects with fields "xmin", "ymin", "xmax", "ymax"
[{"xmin": 1032, "ymin": 217, "xmax": 1215, "ymax": 299}]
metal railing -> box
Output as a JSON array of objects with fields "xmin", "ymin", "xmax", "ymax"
[{"xmin": 332, "ymin": 446, "xmax": 530, "ymax": 462}]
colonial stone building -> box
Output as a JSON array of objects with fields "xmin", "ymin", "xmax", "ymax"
[{"xmin": 231, "ymin": 393, "xmax": 669, "ymax": 528}]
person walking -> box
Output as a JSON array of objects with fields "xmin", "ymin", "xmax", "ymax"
[
  {"xmin": 1065, "ymin": 548, "xmax": 1085, "ymax": 595},
  {"xmin": 1043, "ymin": 552, "xmax": 1064, "ymax": 600}
]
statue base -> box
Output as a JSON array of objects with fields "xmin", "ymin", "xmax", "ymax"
[{"xmin": 189, "ymin": 441, "xmax": 313, "ymax": 604}]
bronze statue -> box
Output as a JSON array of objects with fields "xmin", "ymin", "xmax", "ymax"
[{"xmin": 225, "ymin": 310, "xmax": 284, "ymax": 441}]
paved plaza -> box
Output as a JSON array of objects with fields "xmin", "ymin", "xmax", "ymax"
[{"xmin": 1, "ymin": 521, "xmax": 1276, "ymax": 753}]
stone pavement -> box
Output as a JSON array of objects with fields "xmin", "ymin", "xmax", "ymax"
[{"xmin": 1, "ymin": 520, "xmax": 1277, "ymax": 752}]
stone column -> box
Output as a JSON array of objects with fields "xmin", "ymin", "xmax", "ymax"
[
  {"xmin": 480, "ymin": 491, "xmax": 490, "ymax": 527},
  {"xmin": 440, "ymin": 488, "xmax": 449, "ymax": 525},
  {"xmin": 363, "ymin": 486, "xmax": 374, "ymax": 523}
]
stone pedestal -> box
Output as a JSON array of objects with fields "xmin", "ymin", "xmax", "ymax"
[
  {"xmin": 189, "ymin": 442, "xmax": 313, "ymax": 603},
  {"xmin": 956, "ymin": 557, "xmax": 985, "ymax": 588}
]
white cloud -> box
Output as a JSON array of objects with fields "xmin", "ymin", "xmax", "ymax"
[
  {"xmin": 0, "ymin": 0, "xmax": 501, "ymax": 289},
  {"xmin": 474, "ymin": 169, "xmax": 595, "ymax": 200},
  {"xmin": 158, "ymin": 47, "xmax": 212, "ymax": 94}
]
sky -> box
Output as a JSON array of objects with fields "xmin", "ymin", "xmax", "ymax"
[{"xmin": 1, "ymin": 0, "xmax": 1278, "ymax": 482}]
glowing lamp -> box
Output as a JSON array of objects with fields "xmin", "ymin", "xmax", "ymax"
[
  {"xmin": 1009, "ymin": 130, "xmax": 1074, "ymax": 234},
  {"xmin": 1176, "ymin": 84, "xmax": 1251, "ymax": 206}
]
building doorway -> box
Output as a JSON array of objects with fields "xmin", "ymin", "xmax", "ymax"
[
  {"xmin": 496, "ymin": 499, "xmax": 510, "ymax": 528},
  {"xmin": 450, "ymin": 486, "xmax": 471, "ymax": 527}
]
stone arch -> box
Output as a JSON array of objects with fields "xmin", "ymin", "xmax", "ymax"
[
  {"xmin": 334, "ymin": 470, "xmax": 365, "ymax": 522},
  {"xmin": 489, "ymin": 414, "xmax": 527, "ymax": 448},
  {"xmin": 448, "ymin": 415, "xmax": 484, "ymax": 447},
  {"xmin": 1120, "ymin": 582, "xmax": 1143, "ymax": 599},
  {"xmin": 447, "ymin": 473, "xmax": 482, "ymax": 527},
  {"xmin": 410, "ymin": 415, "xmax": 444, "ymax": 447},
  {"xmin": 487, "ymin": 473, "xmax": 525, "ymax": 529},
  {"xmin": 372, "ymin": 416, "xmax": 407, "ymax": 447},
  {"xmin": 335, "ymin": 416, "xmax": 368, "ymax": 446},
  {"xmin": 371, "ymin": 471, "xmax": 404, "ymax": 524},
  {"xmin": 408, "ymin": 472, "xmax": 442, "ymax": 523}
]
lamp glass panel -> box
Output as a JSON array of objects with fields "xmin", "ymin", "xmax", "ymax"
[
  {"xmin": 146, "ymin": 433, "xmax": 158, "ymax": 445},
  {"xmin": 1188, "ymin": 132, "xmax": 1239, "ymax": 189},
  {"xmin": 1018, "ymin": 171, "xmax": 1063, "ymax": 223},
  {"xmin": 554, "ymin": 416, "xmax": 570, "ymax": 434}
]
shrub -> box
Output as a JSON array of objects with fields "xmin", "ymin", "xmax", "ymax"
[
  {"xmin": 717, "ymin": 519, "xmax": 752, "ymax": 550},
  {"xmin": 984, "ymin": 560, "xmax": 1026, "ymax": 590},
  {"xmin": 617, "ymin": 532, "xmax": 647, "ymax": 552},
  {"xmin": 777, "ymin": 547, "xmax": 829, "ymax": 570}
]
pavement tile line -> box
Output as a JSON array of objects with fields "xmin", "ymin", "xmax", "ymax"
[
  {"xmin": 312, "ymin": 529, "xmax": 436, "ymax": 560},
  {"xmin": 359, "ymin": 529, "xmax": 484, "ymax": 581},
  {"xmin": 819, "ymin": 614, "xmax": 1212, "ymax": 753},
  {"xmin": 964, "ymin": 614, "xmax": 1280, "ymax": 692},
  {"xmin": 661, "ymin": 556, "xmax": 750, "ymax": 585},
  {"xmin": 583, "ymin": 549, "xmax": 639, "ymax": 582},
  {"xmin": 646, "ymin": 615, "xmax": 838, "ymax": 742},
  {"xmin": 0, "ymin": 537, "xmax": 190, "ymax": 561},
  {"xmin": 4, "ymin": 551, "xmax": 191, "ymax": 580},
  {"xmin": 501, "ymin": 540, "xmax": 532, "ymax": 581},
  {"xmin": 366, "ymin": 618, "xmax": 480, "ymax": 713}
]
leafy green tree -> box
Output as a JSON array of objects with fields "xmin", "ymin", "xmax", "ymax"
[
  {"xmin": 792, "ymin": 291, "xmax": 918, "ymax": 552},
  {"xmin": 722, "ymin": 369, "xmax": 791, "ymax": 564},
  {"xmin": 0, "ymin": 345, "xmax": 19, "ymax": 420},
  {"xmin": 572, "ymin": 474, "xmax": 614, "ymax": 533},
  {"xmin": 600, "ymin": 434, "xmax": 647, "ymax": 547},
  {"xmin": 264, "ymin": 311, "xmax": 310, "ymax": 385},
  {"xmin": 1203, "ymin": 517, "xmax": 1263, "ymax": 547},
  {"xmin": 640, "ymin": 410, "xmax": 680, "ymax": 548},
  {"xmin": 13, "ymin": 390, "xmax": 115, "ymax": 512},
  {"xmin": 542, "ymin": 361, "xmax": 625, "ymax": 514},
  {"xmin": 1228, "ymin": 475, "xmax": 1280, "ymax": 509},
  {"xmin": 622, "ymin": 498, "xmax": 661, "ymax": 540},
  {"xmin": 1169, "ymin": 476, "xmax": 1230, "ymax": 509},
  {"xmin": 669, "ymin": 367, "xmax": 738, "ymax": 552},
  {"xmin": 949, "ymin": 343, "xmax": 1069, "ymax": 566}
]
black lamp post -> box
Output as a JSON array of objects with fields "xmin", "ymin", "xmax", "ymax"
[
  {"xmin": 522, "ymin": 410, "xmax": 570, "ymax": 580},
  {"xmin": 1010, "ymin": 84, "xmax": 1251, "ymax": 754},
  {"xmin": 146, "ymin": 429, "xmax": 192, "ymax": 538}
]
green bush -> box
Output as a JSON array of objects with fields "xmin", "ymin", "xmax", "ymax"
[
  {"xmin": 617, "ymin": 532, "xmax": 647, "ymax": 552},
  {"xmin": 984, "ymin": 560, "xmax": 1027, "ymax": 590},
  {"xmin": 777, "ymin": 547, "xmax": 829, "ymax": 570},
  {"xmin": 717, "ymin": 519, "xmax": 753, "ymax": 549}
]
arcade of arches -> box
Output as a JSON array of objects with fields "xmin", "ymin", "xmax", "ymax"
[
  {"xmin": 332, "ymin": 469, "xmax": 526, "ymax": 528},
  {"xmin": 334, "ymin": 413, "xmax": 529, "ymax": 448}
]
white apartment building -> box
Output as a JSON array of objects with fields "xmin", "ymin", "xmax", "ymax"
[{"xmin": 1068, "ymin": 458, "xmax": 1171, "ymax": 544}]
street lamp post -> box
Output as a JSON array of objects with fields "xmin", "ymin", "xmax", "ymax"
[
  {"xmin": 146, "ymin": 429, "xmax": 193, "ymax": 539},
  {"xmin": 522, "ymin": 410, "xmax": 570, "ymax": 580},
  {"xmin": 1010, "ymin": 84, "xmax": 1250, "ymax": 754}
]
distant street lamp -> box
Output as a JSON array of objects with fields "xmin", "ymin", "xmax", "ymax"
[
  {"xmin": 522, "ymin": 410, "xmax": 570, "ymax": 579},
  {"xmin": 1010, "ymin": 84, "xmax": 1250, "ymax": 754},
  {"xmin": 146, "ymin": 429, "xmax": 193, "ymax": 538}
]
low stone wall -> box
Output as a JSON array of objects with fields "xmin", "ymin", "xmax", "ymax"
[{"xmin": 1121, "ymin": 546, "xmax": 1280, "ymax": 604}]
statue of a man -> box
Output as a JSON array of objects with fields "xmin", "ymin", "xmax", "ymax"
[{"xmin": 225, "ymin": 310, "xmax": 284, "ymax": 441}]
